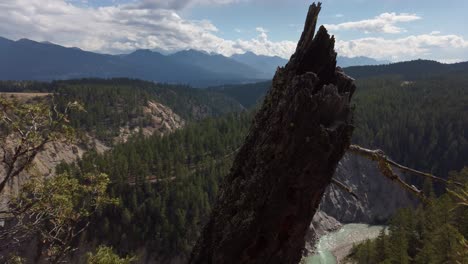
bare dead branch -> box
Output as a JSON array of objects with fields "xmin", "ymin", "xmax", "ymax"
[
  {"xmin": 349, "ymin": 145, "xmax": 461, "ymax": 186},
  {"xmin": 331, "ymin": 178, "xmax": 359, "ymax": 200},
  {"xmin": 347, "ymin": 144, "xmax": 456, "ymax": 201}
]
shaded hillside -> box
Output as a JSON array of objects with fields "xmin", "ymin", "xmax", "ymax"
[
  {"xmin": 207, "ymin": 81, "xmax": 271, "ymax": 108},
  {"xmin": 51, "ymin": 79, "xmax": 245, "ymax": 120},
  {"xmin": 205, "ymin": 72, "xmax": 468, "ymax": 182},
  {"xmin": 352, "ymin": 75, "xmax": 468, "ymax": 180},
  {"xmin": 230, "ymin": 52, "xmax": 287, "ymax": 78},
  {"xmin": 0, "ymin": 79, "xmax": 245, "ymax": 143},
  {"xmin": 344, "ymin": 59, "xmax": 468, "ymax": 80},
  {"xmin": 210, "ymin": 61, "xmax": 468, "ymax": 111}
]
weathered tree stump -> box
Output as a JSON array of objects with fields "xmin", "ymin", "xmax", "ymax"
[{"xmin": 189, "ymin": 3, "xmax": 356, "ymax": 264}]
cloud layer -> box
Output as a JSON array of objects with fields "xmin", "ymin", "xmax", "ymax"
[
  {"xmin": 135, "ymin": 0, "xmax": 244, "ymax": 10},
  {"xmin": 326, "ymin": 13, "xmax": 421, "ymax": 34},
  {"xmin": 336, "ymin": 33, "xmax": 468, "ymax": 60},
  {"xmin": 323, "ymin": 11, "xmax": 468, "ymax": 61}
]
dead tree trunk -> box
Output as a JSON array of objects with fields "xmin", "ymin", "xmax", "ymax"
[{"xmin": 189, "ymin": 3, "xmax": 356, "ymax": 264}]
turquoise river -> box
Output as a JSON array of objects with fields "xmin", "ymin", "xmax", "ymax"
[{"xmin": 305, "ymin": 224, "xmax": 387, "ymax": 264}]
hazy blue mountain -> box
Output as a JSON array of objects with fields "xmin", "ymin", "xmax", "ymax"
[
  {"xmin": 120, "ymin": 49, "xmax": 219, "ymax": 84},
  {"xmin": 0, "ymin": 36, "xmax": 13, "ymax": 45},
  {"xmin": 0, "ymin": 37, "xmax": 266, "ymax": 87},
  {"xmin": 0, "ymin": 38, "xmax": 132, "ymax": 81},
  {"xmin": 170, "ymin": 50, "xmax": 263, "ymax": 79},
  {"xmin": 5, "ymin": 37, "xmax": 460, "ymax": 87},
  {"xmin": 230, "ymin": 52, "xmax": 387, "ymax": 77},
  {"xmin": 230, "ymin": 52, "xmax": 287, "ymax": 78},
  {"xmin": 337, "ymin": 56, "xmax": 389, "ymax": 68}
]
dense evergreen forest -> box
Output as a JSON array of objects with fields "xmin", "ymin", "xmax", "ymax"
[
  {"xmin": 207, "ymin": 81, "xmax": 271, "ymax": 108},
  {"xmin": 0, "ymin": 79, "xmax": 243, "ymax": 143},
  {"xmin": 348, "ymin": 168, "xmax": 468, "ymax": 264},
  {"xmin": 352, "ymin": 74, "xmax": 468, "ymax": 180},
  {"xmin": 57, "ymin": 112, "xmax": 252, "ymax": 260},
  {"xmin": 214, "ymin": 73, "xmax": 468, "ymax": 180},
  {"xmin": 343, "ymin": 60, "xmax": 468, "ymax": 80}
]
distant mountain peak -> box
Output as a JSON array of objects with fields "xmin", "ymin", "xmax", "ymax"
[
  {"xmin": 177, "ymin": 49, "xmax": 206, "ymax": 54},
  {"xmin": 132, "ymin": 49, "xmax": 153, "ymax": 53},
  {"xmin": 230, "ymin": 52, "xmax": 288, "ymax": 78},
  {"xmin": 17, "ymin": 38, "xmax": 35, "ymax": 43},
  {"xmin": 337, "ymin": 56, "xmax": 388, "ymax": 67},
  {"xmin": 128, "ymin": 49, "xmax": 164, "ymax": 58},
  {"xmin": 240, "ymin": 51, "xmax": 257, "ymax": 56},
  {"xmin": 231, "ymin": 51, "xmax": 279, "ymax": 59}
]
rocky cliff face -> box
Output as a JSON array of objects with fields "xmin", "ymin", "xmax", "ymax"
[
  {"xmin": 304, "ymin": 211, "xmax": 342, "ymax": 255},
  {"xmin": 0, "ymin": 140, "xmax": 88, "ymax": 211},
  {"xmin": 303, "ymin": 152, "xmax": 416, "ymax": 256},
  {"xmin": 116, "ymin": 100, "xmax": 185, "ymax": 143},
  {"xmin": 320, "ymin": 152, "xmax": 415, "ymax": 224}
]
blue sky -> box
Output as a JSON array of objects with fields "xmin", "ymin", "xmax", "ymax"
[{"xmin": 1, "ymin": 0, "xmax": 467, "ymax": 62}]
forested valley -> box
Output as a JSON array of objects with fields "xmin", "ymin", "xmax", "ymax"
[{"xmin": 0, "ymin": 65, "xmax": 467, "ymax": 263}]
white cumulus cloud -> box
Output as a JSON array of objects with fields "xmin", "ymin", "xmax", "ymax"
[{"xmin": 325, "ymin": 12, "xmax": 421, "ymax": 34}]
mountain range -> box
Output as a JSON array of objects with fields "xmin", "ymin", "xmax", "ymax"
[{"xmin": 0, "ymin": 36, "xmax": 389, "ymax": 87}]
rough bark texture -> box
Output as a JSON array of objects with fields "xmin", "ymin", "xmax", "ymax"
[{"xmin": 189, "ymin": 3, "xmax": 356, "ymax": 264}]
